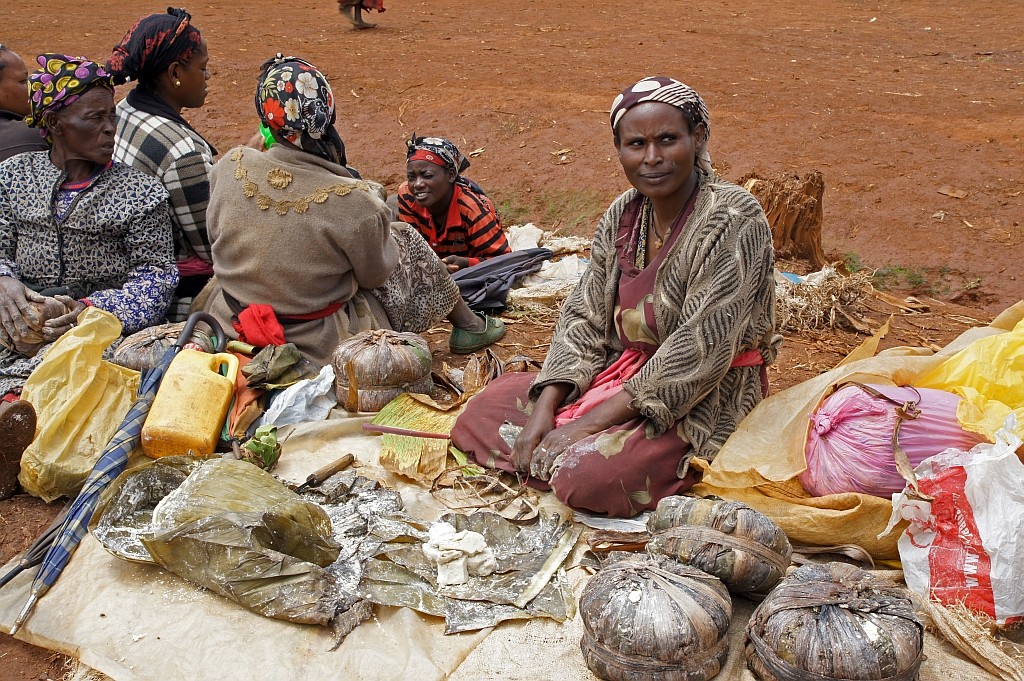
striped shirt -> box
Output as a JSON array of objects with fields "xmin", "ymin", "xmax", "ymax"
[{"xmin": 397, "ymin": 182, "xmax": 511, "ymax": 266}]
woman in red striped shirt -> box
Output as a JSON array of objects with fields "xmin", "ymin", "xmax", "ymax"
[{"xmin": 397, "ymin": 135, "xmax": 511, "ymax": 273}]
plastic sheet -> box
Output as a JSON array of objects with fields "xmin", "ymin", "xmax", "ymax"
[
  {"xmin": 886, "ymin": 416, "xmax": 1024, "ymax": 625},
  {"xmin": 916, "ymin": 317, "xmax": 1024, "ymax": 440}
]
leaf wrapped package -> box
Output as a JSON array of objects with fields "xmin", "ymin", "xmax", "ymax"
[
  {"xmin": 122, "ymin": 458, "xmax": 343, "ymax": 625},
  {"xmin": 647, "ymin": 495, "xmax": 792, "ymax": 597},
  {"xmin": 580, "ymin": 554, "xmax": 732, "ymax": 681},
  {"xmin": 332, "ymin": 329, "xmax": 433, "ymax": 412},
  {"xmin": 745, "ymin": 562, "xmax": 924, "ymax": 681}
]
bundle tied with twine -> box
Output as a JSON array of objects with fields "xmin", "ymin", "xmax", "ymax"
[
  {"xmin": 775, "ymin": 266, "xmax": 872, "ymax": 334},
  {"xmin": 332, "ymin": 329, "xmax": 433, "ymax": 412},
  {"xmin": 646, "ymin": 495, "xmax": 793, "ymax": 599},
  {"xmin": 745, "ymin": 562, "xmax": 924, "ymax": 681},
  {"xmin": 580, "ymin": 554, "xmax": 732, "ymax": 681}
]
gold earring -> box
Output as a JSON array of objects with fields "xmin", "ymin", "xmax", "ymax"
[{"xmin": 174, "ymin": 80, "xmax": 181, "ymax": 88}]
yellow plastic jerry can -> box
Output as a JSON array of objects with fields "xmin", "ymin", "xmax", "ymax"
[{"xmin": 141, "ymin": 350, "xmax": 239, "ymax": 458}]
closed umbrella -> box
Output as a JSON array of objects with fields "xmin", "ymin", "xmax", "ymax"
[{"xmin": 9, "ymin": 312, "xmax": 225, "ymax": 634}]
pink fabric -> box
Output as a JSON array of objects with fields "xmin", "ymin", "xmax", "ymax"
[
  {"xmin": 554, "ymin": 348, "xmax": 647, "ymax": 426},
  {"xmin": 554, "ymin": 347, "xmax": 765, "ymax": 427},
  {"xmin": 730, "ymin": 349, "xmax": 764, "ymax": 367},
  {"xmin": 177, "ymin": 255, "xmax": 214, "ymax": 277},
  {"xmin": 799, "ymin": 383, "xmax": 988, "ymax": 498}
]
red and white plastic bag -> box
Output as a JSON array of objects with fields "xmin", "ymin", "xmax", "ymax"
[{"xmin": 884, "ymin": 415, "xmax": 1024, "ymax": 624}]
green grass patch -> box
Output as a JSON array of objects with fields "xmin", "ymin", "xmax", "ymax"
[{"xmin": 492, "ymin": 186, "xmax": 612, "ymax": 237}]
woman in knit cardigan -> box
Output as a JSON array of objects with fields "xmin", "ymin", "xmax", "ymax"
[
  {"xmin": 201, "ymin": 55, "xmax": 504, "ymax": 366},
  {"xmin": 452, "ymin": 77, "xmax": 781, "ymax": 517}
]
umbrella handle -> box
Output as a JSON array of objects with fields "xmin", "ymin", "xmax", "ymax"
[{"xmin": 176, "ymin": 311, "xmax": 227, "ymax": 352}]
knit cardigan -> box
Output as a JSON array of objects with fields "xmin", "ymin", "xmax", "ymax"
[{"xmin": 532, "ymin": 172, "xmax": 781, "ymax": 469}]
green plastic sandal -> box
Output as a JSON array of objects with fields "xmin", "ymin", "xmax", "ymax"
[{"xmin": 449, "ymin": 313, "xmax": 506, "ymax": 354}]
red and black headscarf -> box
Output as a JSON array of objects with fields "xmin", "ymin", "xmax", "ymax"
[
  {"xmin": 405, "ymin": 134, "xmax": 470, "ymax": 176},
  {"xmin": 107, "ymin": 7, "xmax": 202, "ymax": 86}
]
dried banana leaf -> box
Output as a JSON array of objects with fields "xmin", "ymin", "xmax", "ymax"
[
  {"xmin": 140, "ymin": 459, "xmax": 343, "ymax": 625},
  {"xmin": 90, "ymin": 456, "xmax": 205, "ymax": 564},
  {"xmin": 431, "ymin": 466, "xmax": 540, "ymax": 522},
  {"xmin": 462, "ymin": 348, "xmax": 503, "ymax": 394},
  {"xmin": 372, "ymin": 393, "xmax": 463, "ymax": 483},
  {"xmin": 359, "ymin": 511, "xmax": 578, "ymax": 634}
]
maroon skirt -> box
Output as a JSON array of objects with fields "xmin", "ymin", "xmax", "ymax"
[{"xmin": 451, "ymin": 372, "xmax": 699, "ymax": 517}]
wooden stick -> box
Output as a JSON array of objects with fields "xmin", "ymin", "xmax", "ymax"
[{"xmin": 361, "ymin": 423, "xmax": 450, "ymax": 439}]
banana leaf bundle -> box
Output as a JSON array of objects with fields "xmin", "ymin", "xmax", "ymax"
[
  {"xmin": 333, "ymin": 330, "xmax": 432, "ymax": 412},
  {"xmin": 647, "ymin": 495, "xmax": 792, "ymax": 598},
  {"xmin": 580, "ymin": 554, "xmax": 732, "ymax": 681},
  {"xmin": 745, "ymin": 562, "xmax": 924, "ymax": 681}
]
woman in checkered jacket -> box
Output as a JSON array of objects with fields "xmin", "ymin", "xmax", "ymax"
[{"xmin": 107, "ymin": 7, "xmax": 215, "ymax": 321}]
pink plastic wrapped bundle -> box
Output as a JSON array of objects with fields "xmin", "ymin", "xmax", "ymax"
[{"xmin": 800, "ymin": 383, "xmax": 988, "ymax": 498}]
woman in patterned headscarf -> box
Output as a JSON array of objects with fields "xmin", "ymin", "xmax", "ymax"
[
  {"xmin": 0, "ymin": 54, "xmax": 176, "ymax": 403},
  {"xmin": 397, "ymin": 134, "xmax": 511, "ymax": 273},
  {"xmin": 200, "ymin": 55, "xmax": 505, "ymax": 366},
  {"xmin": 107, "ymin": 7, "xmax": 215, "ymax": 320},
  {"xmin": 452, "ymin": 76, "xmax": 781, "ymax": 517}
]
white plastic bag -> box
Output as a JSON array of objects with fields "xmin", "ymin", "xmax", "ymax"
[
  {"xmin": 258, "ymin": 364, "xmax": 337, "ymax": 428},
  {"xmin": 884, "ymin": 414, "xmax": 1024, "ymax": 624}
]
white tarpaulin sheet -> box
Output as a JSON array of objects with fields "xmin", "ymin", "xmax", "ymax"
[{"xmin": 0, "ymin": 405, "xmax": 1006, "ymax": 680}]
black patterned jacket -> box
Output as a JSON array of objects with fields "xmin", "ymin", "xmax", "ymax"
[{"xmin": 0, "ymin": 152, "xmax": 178, "ymax": 334}]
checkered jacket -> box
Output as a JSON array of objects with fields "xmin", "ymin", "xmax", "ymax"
[{"xmin": 114, "ymin": 98, "xmax": 213, "ymax": 265}]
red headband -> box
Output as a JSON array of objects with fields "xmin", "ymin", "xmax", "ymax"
[{"xmin": 409, "ymin": 149, "xmax": 447, "ymax": 169}]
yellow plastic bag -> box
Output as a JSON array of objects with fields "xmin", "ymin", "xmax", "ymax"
[
  {"xmin": 693, "ymin": 301, "xmax": 1024, "ymax": 561},
  {"xmin": 19, "ymin": 308, "xmax": 140, "ymax": 502},
  {"xmin": 916, "ymin": 315, "xmax": 1024, "ymax": 440}
]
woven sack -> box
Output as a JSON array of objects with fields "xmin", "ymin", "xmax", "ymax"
[
  {"xmin": 580, "ymin": 554, "xmax": 732, "ymax": 681},
  {"xmin": 746, "ymin": 562, "xmax": 924, "ymax": 681},
  {"xmin": 647, "ymin": 495, "xmax": 792, "ymax": 598}
]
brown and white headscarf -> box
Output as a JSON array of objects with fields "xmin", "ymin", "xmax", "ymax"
[{"xmin": 610, "ymin": 76, "xmax": 712, "ymax": 173}]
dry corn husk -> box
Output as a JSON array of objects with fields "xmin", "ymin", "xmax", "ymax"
[
  {"xmin": 746, "ymin": 562, "xmax": 924, "ymax": 681},
  {"xmin": 647, "ymin": 495, "xmax": 792, "ymax": 598},
  {"xmin": 580, "ymin": 554, "xmax": 732, "ymax": 681},
  {"xmin": 0, "ymin": 297, "xmax": 68, "ymax": 356},
  {"xmin": 332, "ymin": 330, "xmax": 432, "ymax": 412}
]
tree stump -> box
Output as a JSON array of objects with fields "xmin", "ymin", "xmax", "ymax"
[{"xmin": 739, "ymin": 171, "xmax": 827, "ymax": 269}]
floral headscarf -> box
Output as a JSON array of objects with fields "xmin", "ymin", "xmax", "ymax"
[
  {"xmin": 609, "ymin": 76, "xmax": 712, "ymax": 174},
  {"xmin": 405, "ymin": 134, "xmax": 470, "ymax": 176},
  {"xmin": 107, "ymin": 7, "xmax": 202, "ymax": 86},
  {"xmin": 255, "ymin": 54, "xmax": 345, "ymax": 165},
  {"xmin": 24, "ymin": 54, "xmax": 114, "ymax": 144}
]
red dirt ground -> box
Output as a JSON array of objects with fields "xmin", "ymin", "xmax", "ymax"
[{"xmin": 1, "ymin": 0, "xmax": 1022, "ymax": 678}]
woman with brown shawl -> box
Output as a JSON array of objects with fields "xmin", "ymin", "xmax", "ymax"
[
  {"xmin": 202, "ymin": 55, "xmax": 504, "ymax": 366},
  {"xmin": 452, "ymin": 77, "xmax": 781, "ymax": 517}
]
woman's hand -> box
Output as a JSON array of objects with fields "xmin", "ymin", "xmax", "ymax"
[
  {"xmin": 0, "ymin": 276, "xmax": 46, "ymax": 343},
  {"xmin": 530, "ymin": 389, "xmax": 642, "ymax": 481},
  {"xmin": 41, "ymin": 296, "xmax": 86, "ymax": 343},
  {"xmin": 530, "ymin": 420, "xmax": 605, "ymax": 481},
  {"xmin": 442, "ymin": 255, "xmax": 471, "ymax": 272},
  {"xmin": 511, "ymin": 383, "xmax": 572, "ymax": 474}
]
